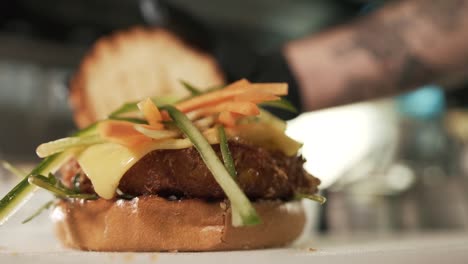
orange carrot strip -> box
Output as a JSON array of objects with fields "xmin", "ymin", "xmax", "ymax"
[
  {"xmin": 224, "ymin": 79, "xmax": 251, "ymax": 90},
  {"xmin": 197, "ymin": 101, "xmax": 260, "ymax": 116},
  {"xmin": 247, "ymin": 83, "xmax": 288, "ymax": 95},
  {"xmin": 233, "ymin": 91, "xmax": 280, "ymax": 103},
  {"xmin": 218, "ymin": 111, "xmax": 237, "ymax": 127},
  {"xmin": 230, "ymin": 112, "xmax": 244, "ymax": 119},
  {"xmin": 98, "ymin": 121, "xmax": 153, "ymax": 148},
  {"xmin": 175, "ymin": 83, "xmax": 287, "ymax": 113},
  {"xmin": 221, "ymin": 101, "xmax": 260, "ymax": 116},
  {"xmin": 137, "ymin": 98, "xmax": 162, "ymax": 127},
  {"xmin": 98, "ymin": 120, "xmax": 140, "ymax": 138}
]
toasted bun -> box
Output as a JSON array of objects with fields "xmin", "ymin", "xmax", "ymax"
[
  {"xmin": 70, "ymin": 27, "xmax": 224, "ymax": 128},
  {"xmin": 53, "ymin": 196, "xmax": 305, "ymax": 252}
]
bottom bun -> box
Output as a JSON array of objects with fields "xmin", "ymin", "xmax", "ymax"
[{"xmin": 52, "ymin": 196, "xmax": 306, "ymax": 252}]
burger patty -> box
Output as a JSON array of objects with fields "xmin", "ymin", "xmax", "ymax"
[{"xmin": 60, "ymin": 141, "xmax": 320, "ymax": 200}]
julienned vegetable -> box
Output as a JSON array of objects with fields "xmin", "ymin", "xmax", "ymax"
[
  {"xmin": 161, "ymin": 105, "xmax": 260, "ymax": 226},
  {"xmin": 0, "ymin": 122, "xmax": 100, "ymax": 225},
  {"xmin": 28, "ymin": 174, "xmax": 97, "ymax": 200},
  {"xmin": 36, "ymin": 135, "xmax": 103, "ymax": 158},
  {"xmin": 108, "ymin": 96, "xmax": 179, "ymax": 118},
  {"xmin": 0, "ymin": 151, "xmax": 73, "ymax": 224}
]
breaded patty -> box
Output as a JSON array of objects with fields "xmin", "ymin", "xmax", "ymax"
[{"xmin": 60, "ymin": 141, "xmax": 320, "ymax": 200}]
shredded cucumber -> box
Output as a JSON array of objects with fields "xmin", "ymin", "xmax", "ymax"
[
  {"xmin": 0, "ymin": 151, "xmax": 73, "ymax": 225},
  {"xmin": 36, "ymin": 135, "xmax": 102, "ymax": 158},
  {"xmin": 162, "ymin": 105, "xmax": 260, "ymax": 226},
  {"xmin": 0, "ymin": 122, "xmax": 98, "ymax": 225}
]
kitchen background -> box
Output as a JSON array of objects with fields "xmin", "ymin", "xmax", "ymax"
[{"xmin": 1, "ymin": 0, "xmax": 468, "ymax": 235}]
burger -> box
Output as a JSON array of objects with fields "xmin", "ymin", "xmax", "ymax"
[{"xmin": 0, "ymin": 28, "xmax": 323, "ymax": 251}]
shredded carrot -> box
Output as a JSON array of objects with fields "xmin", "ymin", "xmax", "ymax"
[
  {"xmin": 175, "ymin": 81, "xmax": 287, "ymax": 113},
  {"xmin": 137, "ymin": 98, "xmax": 162, "ymax": 127},
  {"xmin": 224, "ymin": 78, "xmax": 251, "ymax": 90},
  {"xmin": 98, "ymin": 120, "xmax": 152, "ymax": 147},
  {"xmin": 233, "ymin": 91, "xmax": 280, "ymax": 103},
  {"xmin": 247, "ymin": 83, "xmax": 288, "ymax": 95},
  {"xmin": 98, "ymin": 120, "xmax": 140, "ymax": 138},
  {"xmin": 218, "ymin": 111, "xmax": 238, "ymax": 127}
]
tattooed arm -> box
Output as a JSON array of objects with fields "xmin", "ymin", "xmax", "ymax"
[{"xmin": 285, "ymin": 0, "xmax": 468, "ymax": 110}]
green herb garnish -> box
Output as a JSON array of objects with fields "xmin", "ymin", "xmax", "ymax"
[
  {"xmin": 28, "ymin": 174, "xmax": 97, "ymax": 200},
  {"xmin": 21, "ymin": 200, "xmax": 55, "ymax": 224},
  {"xmin": 161, "ymin": 105, "xmax": 260, "ymax": 226},
  {"xmin": 180, "ymin": 80, "xmax": 202, "ymax": 96},
  {"xmin": 218, "ymin": 126, "xmax": 237, "ymax": 179}
]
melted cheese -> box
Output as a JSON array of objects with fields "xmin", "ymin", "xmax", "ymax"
[{"xmin": 77, "ymin": 143, "xmax": 148, "ymax": 199}]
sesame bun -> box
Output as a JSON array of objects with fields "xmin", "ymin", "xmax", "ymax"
[
  {"xmin": 69, "ymin": 27, "xmax": 224, "ymax": 128},
  {"xmin": 53, "ymin": 196, "xmax": 306, "ymax": 252}
]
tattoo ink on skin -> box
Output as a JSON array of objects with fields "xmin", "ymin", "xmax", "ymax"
[{"xmin": 330, "ymin": 0, "xmax": 468, "ymax": 102}]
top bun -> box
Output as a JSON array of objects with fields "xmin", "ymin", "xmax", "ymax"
[{"xmin": 69, "ymin": 27, "xmax": 224, "ymax": 128}]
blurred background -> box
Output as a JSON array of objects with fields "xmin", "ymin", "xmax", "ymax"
[{"xmin": 1, "ymin": 0, "xmax": 468, "ymax": 236}]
